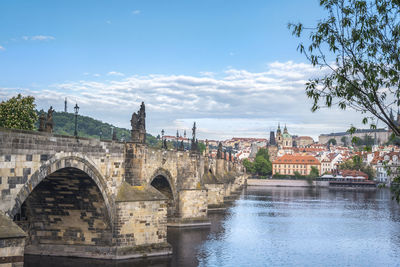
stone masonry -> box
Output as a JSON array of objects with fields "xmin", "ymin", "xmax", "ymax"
[{"xmin": 0, "ymin": 125, "xmax": 247, "ymax": 260}]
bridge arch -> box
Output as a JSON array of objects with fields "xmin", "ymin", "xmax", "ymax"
[
  {"xmin": 150, "ymin": 168, "xmax": 176, "ymax": 217},
  {"xmin": 10, "ymin": 154, "xmax": 114, "ymax": 247},
  {"xmin": 9, "ymin": 154, "xmax": 113, "ymax": 224}
]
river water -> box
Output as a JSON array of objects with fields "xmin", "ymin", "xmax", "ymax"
[{"xmin": 25, "ymin": 186, "xmax": 400, "ymax": 266}]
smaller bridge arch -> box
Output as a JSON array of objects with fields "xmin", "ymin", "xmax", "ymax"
[{"xmin": 149, "ymin": 168, "xmax": 177, "ymax": 218}]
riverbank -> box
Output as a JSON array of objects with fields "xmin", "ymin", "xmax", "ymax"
[
  {"xmin": 247, "ymin": 179, "xmax": 377, "ymax": 189},
  {"xmin": 247, "ymin": 178, "xmax": 316, "ymax": 187}
]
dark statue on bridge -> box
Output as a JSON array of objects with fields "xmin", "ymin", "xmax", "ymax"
[
  {"xmin": 191, "ymin": 122, "xmax": 199, "ymax": 152},
  {"xmin": 45, "ymin": 106, "xmax": 54, "ymax": 133},
  {"xmin": 217, "ymin": 142, "xmax": 223, "ymax": 159},
  {"xmin": 38, "ymin": 112, "xmax": 46, "ymax": 132},
  {"xmin": 131, "ymin": 102, "xmax": 146, "ymax": 143},
  {"xmin": 38, "ymin": 107, "xmax": 54, "ymax": 133}
]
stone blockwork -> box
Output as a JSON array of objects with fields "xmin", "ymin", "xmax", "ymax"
[
  {"xmin": 0, "ymin": 212, "xmax": 26, "ymax": 267},
  {"xmin": 178, "ymin": 189, "xmax": 208, "ymax": 219},
  {"xmin": 0, "ymin": 127, "xmax": 247, "ymax": 259},
  {"xmin": 16, "ymin": 168, "xmax": 112, "ymax": 247}
]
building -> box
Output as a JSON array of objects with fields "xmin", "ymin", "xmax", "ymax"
[
  {"xmin": 318, "ymin": 128, "xmax": 389, "ymax": 145},
  {"xmin": 272, "ymin": 154, "xmax": 321, "ymax": 176},
  {"xmin": 295, "ymin": 136, "xmax": 314, "ymax": 147},
  {"xmin": 276, "ymin": 124, "xmax": 292, "ymax": 148},
  {"xmin": 282, "ymin": 125, "xmax": 293, "ymax": 147}
]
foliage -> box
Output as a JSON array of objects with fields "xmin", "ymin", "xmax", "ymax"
[
  {"xmin": 0, "ymin": 94, "xmax": 38, "ymax": 130},
  {"xmin": 243, "ymin": 148, "xmax": 272, "ymax": 176},
  {"xmin": 198, "ymin": 142, "xmax": 206, "ymax": 153},
  {"xmin": 341, "ymin": 136, "xmax": 348, "ymax": 146},
  {"xmin": 294, "ymin": 171, "xmax": 305, "ymax": 179},
  {"xmin": 387, "ymin": 132, "xmax": 400, "ymax": 146},
  {"xmin": 328, "ymin": 138, "xmax": 337, "ymax": 145},
  {"xmin": 243, "ymin": 158, "xmax": 256, "ymax": 174},
  {"xmin": 306, "ymin": 166, "xmax": 320, "ymax": 185},
  {"xmin": 289, "ymin": 0, "xmax": 400, "ymax": 136},
  {"xmin": 339, "ymin": 155, "xmax": 376, "ymax": 180}
]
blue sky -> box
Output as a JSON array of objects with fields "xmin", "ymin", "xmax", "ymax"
[{"xmin": 0, "ymin": 0, "xmax": 368, "ymax": 140}]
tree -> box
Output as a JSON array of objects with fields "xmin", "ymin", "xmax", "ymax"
[
  {"xmin": 289, "ymin": 0, "xmax": 400, "ymax": 136},
  {"xmin": 307, "ymin": 166, "xmax": 320, "ymax": 185},
  {"xmin": 341, "ymin": 136, "xmax": 348, "ymax": 146},
  {"xmin": 0, "ymin": 94, "xmax": 38, "ymax": 130},
  {"xmin": 198, "ymin": 142, "xmax": 206, "ymax": 154},
  {"xmin": 243, "ymin": 159, "xmax": 255, "ymax": 174},
  {"xmin": 254, "ymin": 155, "xmax": 272, "ymax": 176},
  {"xmin": 328, "ymin": 138, "xmax": 337, "ymax": 145},
  {"xmin": 243, "ymin": 148, "xmax": 272, "ymax": 177}
]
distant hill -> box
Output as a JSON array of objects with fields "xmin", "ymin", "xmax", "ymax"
[{"xmin": 35, "ymin": 110, "xmax": 159, "ymax": 147}]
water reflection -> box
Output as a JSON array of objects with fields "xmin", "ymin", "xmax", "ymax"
[{"xmin": 25, "ymin": 187, "xmax": 400, "ymax": 267}]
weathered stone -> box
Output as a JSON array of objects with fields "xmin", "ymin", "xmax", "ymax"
[{"xmin": 0, "ymin": 127, "xmax": 247, "ymax": 259}]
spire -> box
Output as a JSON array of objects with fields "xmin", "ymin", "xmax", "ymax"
[
  {"xmin": 284, "ymin": 124, "xmax": 288, "ymax": 134},
  {"xmin": 277, "ymin": 123, "xmax": 281, "ymax": 133}
]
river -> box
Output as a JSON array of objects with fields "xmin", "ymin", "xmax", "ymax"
[{"xmin": 25, "ymin": 186, "xmax": 400, "ymax": 266}]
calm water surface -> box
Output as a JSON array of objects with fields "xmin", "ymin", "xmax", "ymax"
[{"xmin": 25, "ymin": 187, "xmax": 400, "ymax": 266}]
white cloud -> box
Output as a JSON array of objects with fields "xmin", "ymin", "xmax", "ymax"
[
  {"xmin": 0, "ymin": 61, "xmax": 368, "ymax": 140},
  {"xmin": 22, "ymin": 35, "xmax": 55, "ymax": 41},
  {"xmin": 93, "ymin": 74, "xmax": 101, "ymax": 77},
  {"xmin": 107, "ymin": 71, "xmax": 125, "ymax": 77},
  {"xmin": 132, "ymin": 10, "xmax": 141, "ymax": 15},
  {"xmin": 0, "ymin": 45, "xmax": 5, "ymax": 51}
]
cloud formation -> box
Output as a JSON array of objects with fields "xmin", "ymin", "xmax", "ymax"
[
  {"xmin": 0, "ymin": 45, "xmax": 5, "ymax": 51},
  {"xmin": 107, "ymin": 71, "xmax": 125, "ymax": 76},
  {"xmin": 1, "ymin": 61, "xmax": 366, "ymax": 140},
  {"xmin": 132, "ymin": 10, "xmax": 141, "ymax": 15},
  {"xmin": 22, "ymin": 35, "xmax": 55, "ymax": 41}
]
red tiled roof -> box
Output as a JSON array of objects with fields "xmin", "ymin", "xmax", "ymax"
[
  {"xmin": 273, "ymin": 154, "xmax": 320, "ymax": 165},
  {"xmin": 339, "ymin": 169, "xmax": 368, "ymax": 179}
]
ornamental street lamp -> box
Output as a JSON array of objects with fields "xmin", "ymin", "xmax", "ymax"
[
  {"xmin": 161, "ymin": 129, "xmax": 165, "ymax": 149},
  {"xmin": 74, "ymin": 103, "xmax": 79, "ymax": 137},
  {"xmin": 176, "ymin": 130, "xmax": 179, "ymax": 151}
]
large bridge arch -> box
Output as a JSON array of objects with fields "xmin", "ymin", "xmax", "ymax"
[
  {"xmin": 8, "ymin": 154, "xmax": 114, "ymax": 224},
  {"xmin": 149, "ymin": 168, "xmax": 177, "ymax": 217}
]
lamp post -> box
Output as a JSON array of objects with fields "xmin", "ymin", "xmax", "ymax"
[
  {"xmin": 74, "ymin": 103, "xmax": 79, "ymax": 137},
  {"xmin": 184, "ymin": 130, "xmax": 187, "ymax": 151},
  {"xmin": 161, "ymin": 129, "xmax": 165, "ymax": 149},
  {"xmin": 176, "ymin": 130, "xmax": 179, "ymax": 151}
]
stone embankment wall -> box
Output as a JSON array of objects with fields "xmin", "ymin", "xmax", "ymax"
[{"xmin": 247, "ymin": 179, "xmax": 316, "ymax": 187}]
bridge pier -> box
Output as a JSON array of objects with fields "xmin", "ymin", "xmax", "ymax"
[{"xmin": 0, "ymin": 212, "xmax": 26, "ymax": 267}]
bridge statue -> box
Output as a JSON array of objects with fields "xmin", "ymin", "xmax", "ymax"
[
  {"xmin": 191, "ymin": 122, "xmax": 198, "ymax": 152},
  {"xmin": 130, "ymin": 101, "xmax": 146, "ymax": 143},
  {"xmin": 38, "ymin": 112, "xmax": 46, "ymax": 132},
  {"xmin": 217, "ymin": 142, "xmax": 223, "ymax": 159},
  {"xmin": 45, "ymin": 106, "xmax": 54, "ymax": 133}
]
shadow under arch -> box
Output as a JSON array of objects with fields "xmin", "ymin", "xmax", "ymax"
[
  {"xmin": 150, "ymin": 168, "xmax": 176, "ymax": 217},
  {"xmin": 9, "ymin": 155, "xmax": 113, "ymax": 225}
]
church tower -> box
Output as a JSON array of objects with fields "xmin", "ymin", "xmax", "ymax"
[{"xmin": 276, "ymin": 123, "xmax": 283, "ymax": 147}]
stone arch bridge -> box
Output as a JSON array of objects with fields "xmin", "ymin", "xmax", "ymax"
[{"xmin": 0, "ymin": 127, "xmax": 246, "ymax": 261}]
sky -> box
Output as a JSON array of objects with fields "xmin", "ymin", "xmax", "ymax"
[{"xmin": 0, "ymin": 0, "xmax": 371, "ymax": 140}]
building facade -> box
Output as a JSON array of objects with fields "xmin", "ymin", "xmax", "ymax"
[{"xmin": 272, "ymin": 154, "xmax": 321, "ymax": 176}]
